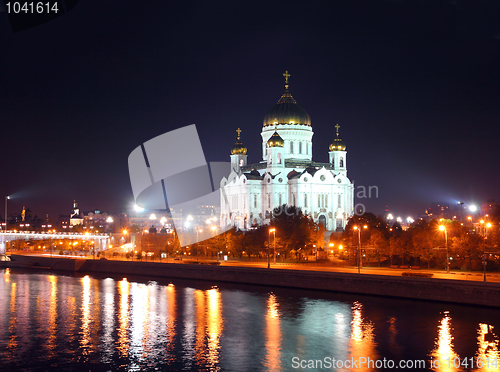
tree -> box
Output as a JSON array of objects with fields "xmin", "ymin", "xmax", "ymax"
[
  {"xmin": 243, "ymin": 225, "xmax": 267, "ymax": 257},
  {"xmin": 452, "ymin": 233, "xmax": 482, "ymax": 270},
  {"xmin": 410, "ymin": 220, "xmax": 437, "ymax": 269},
  {"xmin": 369, "ymin": 229, "xmax": 388, "ymax": 266},
  {"xmin": 271, "ymin": 205, "xmax": 316, "ymax": 256}
]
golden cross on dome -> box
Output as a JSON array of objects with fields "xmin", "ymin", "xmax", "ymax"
[
  {"xmin": 283, "ymin": 70, "xmax": 290, "ymax": 88},
  {"xmin": 335, "ymin": 123, "xmax": 340, "ymax": 134},
  {"xmin": 236, "ymin": 127, "xmax": 242, "ymax": 140}
]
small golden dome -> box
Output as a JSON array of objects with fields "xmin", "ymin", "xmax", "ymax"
[
  {"xmin": 267, "ymin": 130, "xmax": 284, "ymax": 148},
  {"xmin": 231, "ymin": 128, "xmax": 247, "ymax": 155},
  {"xmin": 329, "ymin": 124, "xmax": 346, "ymax": 151}
]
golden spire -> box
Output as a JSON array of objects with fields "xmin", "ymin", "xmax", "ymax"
[
  {"xmin": 231, "ymin": 128, "xmax": 247, "ymax": 155},
  {"xmin": 329, "ymin": 124, "xmax": 346, "ymax": 151},
  {"xmin": 283, "ymin": 71, "xmax": 290, "ymax": 90}
]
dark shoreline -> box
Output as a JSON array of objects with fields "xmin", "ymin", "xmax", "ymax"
[{"xmin": 2, "ymin": 254, "xmax": 500, "ymax": 308}]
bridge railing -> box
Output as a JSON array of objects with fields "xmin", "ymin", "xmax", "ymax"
[{"xmin": 0, "ymin": 231, "xmax": 109, "ymax": 238}]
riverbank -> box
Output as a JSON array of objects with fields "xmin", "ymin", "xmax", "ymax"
[{"xmin": 3, "ymin": 254, "xmax": 500, "ymax": 307}]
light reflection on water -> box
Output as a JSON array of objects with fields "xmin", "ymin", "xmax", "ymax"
[
  {"xmin": 349, "ymin": 301, "xmax": 378, "ymax": 371},
  {"xmin": 475, "ymin": 324, "xmax": 500, "ymax": 372},
  {"xmin": 430, "ymin": 312, "xmax": 463, "ymax": 372},
  {"xmin": 0, "ymin": 270, "xmax": 499, "ymax": 371},
  {"xmin": 117, "ymin": 278, "xmax": 130, "ymax": 358}
]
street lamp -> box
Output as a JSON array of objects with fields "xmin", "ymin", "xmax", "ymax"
[
  {"xmin": 439, "ymin": 225, "xmax": 449, "ymax": 273},
  {"xmin": 353, "ymin": 225, "xmax": 368, "ymax": 274},
  {"xmin": 196, "ymin": 229, "xmax": 203, "ymax": 260},
  {"xmin": 267, "ymin": 228, "xmax": 272, "ymax": 268},
  {"xmin": 5, "ymin": 196, "xmax": 10, "ymax": 233},
  {"xmin": 457, "ymin": 201, "xmax": 464, "ymax": 224},
  {"xmin": 480, "ymin": 221, "xmax": 492, "ymax": 282},
  {"xmin": 269, "ymin": 228, "xmax": 276, "ymax": 264}
]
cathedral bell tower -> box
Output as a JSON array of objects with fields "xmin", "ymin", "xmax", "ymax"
[
  {"xmin": 230, "ymin": 128, "xmax": 248, "ymax": 173},
  {"xmin": 266, "ymin": 128, "xmax": 285, "ymax": 169},
  {"xmin": 329, "ymin": 124, "xmax": 347, "ymax": 176}
]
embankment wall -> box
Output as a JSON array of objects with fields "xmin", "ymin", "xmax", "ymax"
[{"xmin": 4, "ymin": 254, "xmax": 500, "ymax": 308}]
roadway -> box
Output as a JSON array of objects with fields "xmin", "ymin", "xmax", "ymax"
[{"xmin": 8, "ymin": 251, "xmax": 500, "ymax": 284}]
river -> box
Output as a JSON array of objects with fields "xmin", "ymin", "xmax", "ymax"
[{"xmin": 0, "ymin": 268, "xmax": 499, "ymax": 371}]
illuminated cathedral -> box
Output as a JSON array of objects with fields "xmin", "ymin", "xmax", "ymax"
[{"xmin": 220, "ymin": 72, "xmax": 354, "ymax": 231}]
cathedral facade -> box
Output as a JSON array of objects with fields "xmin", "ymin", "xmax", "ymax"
[{"xmin": 220, "ymin": 72, "xmax": 354, "ymax": 232}]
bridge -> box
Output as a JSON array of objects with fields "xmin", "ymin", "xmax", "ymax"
[{"xmin": 0, "ymin": 231, "xmax": 110, "ymax": 254}]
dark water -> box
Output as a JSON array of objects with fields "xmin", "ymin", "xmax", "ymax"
[{"xmin": 0, "ymin": 268, "xmax": 499, "ymax": 372}]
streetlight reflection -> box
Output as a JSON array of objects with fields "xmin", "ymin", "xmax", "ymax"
[
  {"xmin": 117, "ymin": 278, "xmax": 130, "ymax": 357},
  {"xmin": 264, "ymin": 293, "xmax": 282, "ymax": 372},
  {"xmin": 430, "ymin": 312, "xmax": 461, "ymax": 372},
  {"xmin": 475, "ymin": 324, "xmax": 500, "ymax": 372}
]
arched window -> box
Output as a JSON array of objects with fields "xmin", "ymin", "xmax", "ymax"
[
  {"xmin": 268, "ymin": 194, "xmax": 271, "ymax": 209},
  {"xmin": 306, "ymin": 143, "xmax": 308, "ymax": 155},
  {"xmin": 277, "ymin": 153, "xmax": 282, "ymax": 164},
  {"xmin": 318, "ymin": 194, "xmax": 321, "ymax": 207},
  {"xmin": 292, "ymin": 193, "xmax": 296, "ymax": 206},
  {"xmin": 325, "ymin": 195, "xmax": 328, "ymax": 208},
  {"xmin": 299, "ymin": 142, "xmax": 302, "ymax": 154},
  {"xmin": 304, "ymin": 194, "xmax": 307, "ymax": 208},
  {"xmin": 338, "ymin": 194, "xmax": 342, "ymax": 208},
  {"xmin": 340, "ymin": 157, "xmax": 344, "ymax": 167},
  {"xmin": 254, "ymin": 194, "xmax": 257, "ymax": 208},
  {"xmin": 279, "ymin": 193, "xmax": 282, "ymax": 206},
  {"xmin": 290, "ymin": 141, "xmax": 294, "ymax": 154}
]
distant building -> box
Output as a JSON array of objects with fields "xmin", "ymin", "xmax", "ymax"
[
  {"xmin": 481, "ymin": 201, "xmax": 500, "ymax": 217},
  {"xmin": 128, "ymin": 209, "xmax": 178, "ymax": 232},
  {"xmin": 70, "ymin": 201, "xmax": 84, "ymax": 226},
  {"xmin": 426, "ymin": 202, "xmax": 452, "ymax": 220}
]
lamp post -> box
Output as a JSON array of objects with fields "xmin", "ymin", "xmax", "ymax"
[
  {"xmin": 481, "ymin": 221, "xmax": 492, "ymax": 282},
  {"xmin": 4, "ymin": 196, "xmax": 9, "ymax": 256},
  {"xmin": 5, "ymin": 196, "xmax": 10, "ymax": 233},
  {"xmin": 439, "ymin": 225, "xmax": 449, "ymax": 273},
  {"xmin": 353, "ymin": 225, "xmax": 368, "ymax": 274},
  {"xmin": 457, "ymin": 201, "xmax": 464, "ymax": 224},
  {"xmin": 267, "ymin": 228, "xmax": 271, "ymax": 268},
  {"xmin": 269, "ymin": 228, "xmax": 276, "ymax": 264},
  {"xmin": 196, "ymin": 229, "xmax": 202, "ymax": 261}
]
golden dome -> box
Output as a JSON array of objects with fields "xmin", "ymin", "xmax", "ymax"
[
  {"xmin": 267, "ymin": 130, "xmax": 284, "ymax": 148},
  {"xmin": 263, "ymin": 71, "xmax": 311, "ymax": 127},
  {"xmin": 231, "ymin": 128, "xmax": 247, "ymax": 155},
  {"xmin": 329, "ymin": 124, "xmax": 346, "ymax": 151}
]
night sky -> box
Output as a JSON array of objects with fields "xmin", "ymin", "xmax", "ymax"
[{"xmin": 1, "ymin": 0, "xmax": 499, "ymax": 220}]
